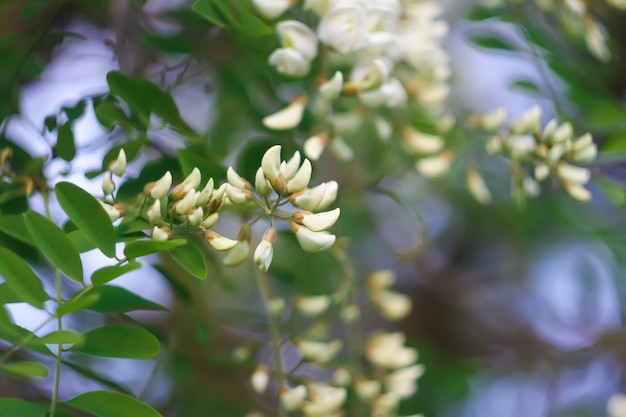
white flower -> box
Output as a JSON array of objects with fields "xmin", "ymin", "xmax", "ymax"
[
  {"xmin": 366, "ymin": 332, "xmax": 417, "ymax": 369},
  {"xmin": 330, "ymin": 137, "xmax": 354, "ymax": 162},
  {"xmin": 403, "ymin": 127, "xmax": 444, "ymax": 155},
  {"xmin": 223, "ymin": 241, "xmax": 250, "ymax": 266},
  {"xmin": 318, "ymin": 6, "xmax": 368, "ymax": 54},
  {"xmin": 99, "ymin": 201, "xmax": 124, "ymax": 221},
  {"xmin": 302, "ymin": 384, "xmax": 347, "ymax": 417},
  {"xmin": 293, "ymin": 208, "xmax": 340, "ymax": 232},
  {"xmin": 355, "ymin": 378, "xmax": 381, "ymax": 400},
  {"xmin": 556, "ymin": 162, "xmax": 591, "ymax": 184},
  {"xmin": 173, "ymin": 190, "xmax": 197, "ymax": 215},
  {"xmin": 262, "ymin": 145, "xmax": 283, "ymax": 185},
  {"xmin": 304, "ymin": 135, "xmax": 328, "ymax": 161},
  {"xmin": 295, "ymin": 295, "xmax": 331, "ymax": 317},
  {"xmin": 304, "ymin": 0, "xmax": 332, "ymax": 15},
  {"xmin": 607, "ymin": 393, "xmax": 626, "ymax": 417},
  {"xmin": 415, "ymin": 152, "xmax": 453, "ymax": 178},
  {"xmin": 316, "ymin": 180, "xmax": 338, "ymax": 210},
  {"xmin": 277, "ymin": 20, "xmax": 318, "ymax": 60},
  {"xmin": 205, "ymin": 231, "xmax": 239, "ymax": 251},
  {"xmin": 319, "ymin": 71, "xmax": 343, "ymax": 101},
  {"xmin": 296, "ymin": 338, "xmax": 342, "ymax": 363},
  {"xmin": 226, "ymin": 167, "xmax": 250, "ymax": 190},
  {"xmin": 466, "ymin": 167, "xmax": 492, "ymax": 204},
  {"xmin": 352, "ymin": 59, "xmax": 391, "ymax": 92},
  {"xmin": 255, "ymin": 167, "xmax": 271, "ymax": 196},
  {"xmin": 511, "ymin": 105, "xmax": 542, "ymax": 134},
  {"xmin": 387, "ymin": 364, "xmax": 425, "ymax": 399},
  {"xmin": 280, "ymin": 385, "xmax": 307, "ymax": 411},
  {"xmin": 286, "ymin": 158, "xmax": 312, "ymax": 193},
  {"xmin": 195, "ymin": 178, "xmax": 214, "ymax": 207},
  {"xmin": 269, "ymin": 48, "xmax": 312, "ymax": 77},
  {"xmin": 263, "ymin": 96, "xmax": 307, "ymax": 130},
  {"xmin": 253, "ymin": 0, "xmax": 291, "ymax": 19},
  {"xmin": 281, "ymin": 151, "xmax": 301, "ymax": 180},
  {"xmin": 563, "ymin": 181, "xmax": 592, "ymax": 202},
  {"xmin": 293, "ymin": 224, "xmax": 336, "ymax": 252},
  {"xmin": 187, "ymin": 207, "xmax": 204, "ymax": 227},
  {"xmin": 108, "ymin": 149, "xmax": 127, "ymax": 177},
  {"xmin": 371, "ymin": 289, "xmax": 412, "ymax": 321},
  {"xmin": 171, "ymin": 168, "xmax": 201, "ymax": 200},
  {"xmin": 201, "ymin": 213, "xmax": 219, "ymax": 228},
  {"xmin": 226, "ymin": 184, "xmax": 253, "ymax": 204},
  {"xmin": 250, "ymin": 364, "xmax": 269, "ymax": 394},
  {"xmin": 147, "ymin": 171, "xmax": 172, "ymax": 199},
  {"xmin": 367, "ymin": 270, "xmax": 395, "ymax": 292}
]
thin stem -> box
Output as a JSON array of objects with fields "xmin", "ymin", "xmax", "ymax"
[{"xmin": 254, "ymin": 266, "xmax": 287, "ymax": 417}]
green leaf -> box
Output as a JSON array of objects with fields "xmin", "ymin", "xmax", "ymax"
[
  {"xmin": 0, "ymin": 247, "xmax": 48, "ymax": 309},
  {"xmin": 510, "ymin": 79, "xmax": 542, "ymax": 95},
  {"xmin": 39, "ymin": 330, "xmax": 85, "ymax": 346},
  {"xmin": 55, "ymin": 182, "xmax": 117, "ymax": 258},
  {"xmin": 1, "ymin": 361, "xmax": 48, "ymax": 378},
  {"xmin": 56, "ymin": 123, "xmax": 76, "ymax": 161},
  {"xmin": 468, "ymin": 34, "xmax": 518, "ymax": 52},
  {"xmin": 177, "ymin": 148, "xmax": 225, "ymax": 185},
  {"xmin": 72, "ymin": 325, "xmax": 160, "ymax": 359},
  {"xmin": 0, "ymin": 398, "xmax": 48, "ymax": 417},
  {"xmin": 596, "ymin": 176, "xmax": 626, "ymax": 205},
  {"xmin": 62, "ymin": 100, "xmax": 87, "ymax": 121},
  {"xmin": 0, "ymin": 324, "xmax": 51, "ymax": 355},
  {"xmin": 599, "ymin": 131, "xmax": 626, "ymax": 155},
  {"xmin": 170, "ymin": 240, "xmax": 207, "ymax": 279},
  {"xmin": 61, "ymin": 360, "xmax": 134, "ymax": 396},
  {"xmin": 0, "ymin": 214, "xmax": 35, "ymax": 246},
  {"xmin": 89, "ymin": 285, "xmax": 168, "ymax": 313},
  {"xmin": 67, "ymin": 229, "xmax": 98, "ymax": 253},
  {"xmin": 238, "ymin": 13, "xmax": 272, "ymax": 36},
  {"xmin": 91, "ymin": 262, "xmax": 142, "ymax": 286},
  {"xmin": 56, "ymin": 292, "xmax": 101, "ymax": 316},
  {"xmin": 44, "ymin": 115, "xmax": 57, "ymax": 132},
  {"xmin": 192, "ymin": 0, "xmax": 231, "ymax": 27},
  {"xmin": 124, "ymin": 238, "xmax": 187, "ymax": 259},
  {"xmin": 24, "ymin": 211, "xmax": 83, "ymax": 282},
  {"xmin": 66, "ymin": 391, "xmax": 163, "ymax": 417},
  {"xmin": 94, "ymin": 100, "xmax": 136, "ymax": 130},
  {"xmin": 0, "ymin": 283, "xmax": 22, "ymax": 304},
  {"xmin": 106, "ymin": 72, "xmax": 150, "ymax": 123}
]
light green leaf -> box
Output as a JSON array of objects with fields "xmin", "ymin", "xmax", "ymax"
[
  {"xmin": 0, "ymin": 398, "xmax": 48, "ymax": 417},
  {"xmin": 89, "ymin": 285, "xmax": 168, "ymax": 313},
  {"xmin": 1, "ymin": 361, "xmax": 48, "ymax": 378},
  {"xmin": 56, "ymin": 123, "xmax": 76, "ymax": 161},
  {"xmin": 72, "ymin": 325, "xmax": 160, "ymax": 359},
  {"xmin": 469, "ymin": 34, "xmax": 518, "ymax": 52},
  {"xmin": 91, "ymin": 262, "xmax": 142, "ymax": 286},
  {"xmin": 24, "ymin": 211, "xmax": 83, "ymax": 282},
  {"xmin": 39, "ymin": 330, "xmax": 85, "ymax": 346},
  {"xmin": 0, "ymin": 283, "xmax": 22, "ymax": 304},
  {"xmin": 66, "ymin": 391, "xmax": 163, "ymax": 417},
  {"xmin": 67, "ymin": 229, "xmax": 98, "ymax": 253},
  {"xmin": 124, "ymin": 238, "xmax": 187, "ymax": 259},
  {"xmin": 0, "ymin": 215, "xmax": 35, "ymax": 246},
  {"xmin": 170, "ymin": 240, "xmax": 207, "ymax": 279},
  {"xmin": 56, "ymin": 292, "xmax": 101, "ymax": 316},
  {"xmin": 0, "ymin": 247, "xmax": 48, "ymax": 309},
  {"xmin": 55, "ymin": 182, "xmax": 117, "ymax": 258}
]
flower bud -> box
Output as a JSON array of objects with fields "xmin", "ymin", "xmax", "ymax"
[
  {"xmin": 280, "ymin": 385, "xmax": 307, "ymax": 411},
  {"xmin": 262, "ymin": 96, "xmax": 307, "ymax": 130},
  {"xmin": 402, "ymin": 127, "xmax": 444, "ymax": 155},
  {"xmin": 295, "ymin": 338, "xmax": 342, "ymax": 364},
  {"xmin": 269, "ymin": 48, "xmax": 311, "ymax": 77},
  {"xmin": 255, "ymin": 167, "xmax": 271, "ymax": 196},
  {"xmin": 293, "ymin": 207, "xmax": 340, "ymax": 232},
  {"xmin": 254, "ymin": 238, "xmax": 275, "ymax": 272},
  {"xmin": 277, "ymin": 20, "xmax": 318, "ymax": 60},
  {"xmin": 563, "ymin": 181, "xmax": 592, "ymax": 202},
  {"xmin": 261, "ymin": 145, "xmax": 282, "ymax": 184},
  {"xmin": 286, "ymin": 159, "xmax": 312, "ymax": 194},
  {"xmin": 146, "ymin": 171, "xmax": 172, "ymax": 200},
  {"xmin": 332, "ymin": 367, "xmax": 352, "ymax": 386},
  {"xmin": 205, "ymin": 231, "xmax": 238, "ymax": 251},
  {"xmin": 99, "ymin": 201, "xmax": 124, "ymax": 221},
  {"xmin": 102, "ymin": 172, "xmax": 116, "ymax": 195},
  {"xmin": 147, "ymin": 199, "xmax": 162, "ymax": 225},
  {"xmin": 226, "ymin": 185, "xmax": 253, "ymax": 205},
  {"xmin": 250, "ymin": 364, "xmax": 270, "ymax": 394},
  {"xmin": 171, "ymin": 168, "xmax": 201, "ymax": 200},
  {"xmin": 268, "ymin": 297, "xmax": 285, "ymax": 316},
  {"xmin": 195, "ymin": 178, "xmax": 214, "ymax": 207},
  {"xmin": 187, "ymin": 207, "xmax": 204, "ymax": 227},
  {"xmin": 367, "ymin": 270, "xmax": 395, "ymax": 292},
  {"xmin": 511, "ymin": 105, "xmax": 542, "ymax": 134},
  {"xmin": 466, "ymin": 167, "xmax": 492, "ymax": 204},
  {"xmin": 318, "ymin": 71, "xmax": 343, "ymax": 101},
  {"xmin": 281, "ymin": 151, "xmax": 301, "ymax": 180},
  {"xmin": 227, "ymin": 167, "xmax": 251, "ymax": 190},
  {"xmin": 340, "ymin": 304, "xmax": 360, "ymax": 323},
  {"xmin": 371, "ymin": 289, "xmax": 412, "ymax": 321},
  {"xmin": 109, "ymin": 149, "xmax": 127, "ymax": 176},
  {"xmin": 301, "ymin": 384, "xmax": 347, "ymax": 416},
  {"xmin": 201, "ymin": 212, "xmax": 219, "ymax": 229},
  {"xmin": 292, "ymin": 223, "xmax": 336, "ymax": 252},
  {"xmin": 556, "ymin": 162, "xmax": 591, "ymax": 184},
  {"xmin": 152, "ymin": 226, "xmax": 170, "ymax": 241},
  {"xmin": 355, "ymin": 378, "xmax": 381, "ymax": 400},
  {"xmin": 553, "ymin": 121, "xmax": 573, "ymax": 143},
  {"xmin": 316, "ymin": 180, "xmax": 338, "ymax": 210},
  {"xmin": 415, "ymin": 151, "xmax": 453, "ymax": 178},
  {"xmin": 173, "ymin": 190, "xmax": 197, "ymax": 215},
  {"xmin": 366, "ymin": 332, "xmax": 417, "ymax": 370}
]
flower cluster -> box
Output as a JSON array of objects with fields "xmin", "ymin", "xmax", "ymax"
[
  {"xmin": 254, "ymin": 0, "xmax": 451, "ymax": 161},
  {"xmin": 100, "ymin": 145, "xmax": 340, "ymax": 272},
  {"xmin": 467, "ymin": 106, "xmax": 596, "ymax": 203}
]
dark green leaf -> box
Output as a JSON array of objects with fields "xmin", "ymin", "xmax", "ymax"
[
  {"xmin": 91, "ymin": 262, "xmax": 142, "ymax": 286},
  {"xmin": 67, "ymin": 229, "xmax": 98, "ymax": 253},
  {"xmin": 468, "ymin": 34, "xmax": 518, "ymax": 52},
  {"xmin": 170, "ymin": 240, "xmax": 207, "ymax": 279},
  {"xmin": 66, "ymin": 391, "xmax": 163, "ymax": 417},
  {"xmin": 94, "ymin": 100, "xmax": 136, "ymax": 130},
  {"xmin": 106, "ymin": 71, "xmax": 150, "ymax": 123},
  {"xmin": 0, "ymin": 283, "xmax": 22, "ymax": 304},
  {"xmin": 40, "ymin": 330, "xmax": 85, "ymax": 345},
  {"xmin": 0, "ymin": 247, "xmax": 48, "ymax": 308},
  {"xmin": 599, "ymin": 131, "xmax": 626, "ymax": 154},
  {"xmin": 44, "ymin": 115, "xmax": 57, "ymax": 132},
  {"xmin": 0, "ymin": 214, "xmax": 35, "ymax": 246},
  {"xmin": 0, "ymin": 398, "xmax": 47, "ymax": 417},
  {"xmin": 124, "ymin": 238, "xmax": 187, "ymax": 259},
  {"xmin": 178, "ymin": 148, "xmax": 226, "ymax": 185},
  {"xmin": 192, "ymin": 0, "xmax": 231, "ymax": 27},
  {"xmin": 56, "ymin": 292, "xmax": 101, "ymax": 316},
  {"xmin": 89, "ymin": 285, "xmax": 168, "ymax": 313},
  {"xmin": 597, "ymin": 176, "xmax": 626, "ymax": 205},
  {"xmin": 238, "ymin": 13, "xmax": 272, "ymax": 36},
  {"xmin": 1, "ymin": 362, "xmax": 48, "ymax": 378},
  {"xmin": 24, "ymin": 211, "xmax": 83, "ymax": 282},
  {"xmin": 0, "ymin": 323, "xmax": 51, "ymax": 355},
  {"xmin": 510, "ymin": 79, "xmax": 542, "ymax": 95},
  {"xmin": 56, "ymin": 123, "xmax": 76, "ymax": 161},
  {"xmin": 62, "ymin": 100, "xmax": 87, "ymax": 121},
  {"xmin": 55, "ymin": 182, "xmax": 117, "ymax": 258},
  {"xmin": 73, "ymin": 325, "xmax": 160, "ymax": 359}
]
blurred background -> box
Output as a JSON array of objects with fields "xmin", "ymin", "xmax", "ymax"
[{"xmin": 2, "ymin": 0, "xmax": 626, "ymax": 416}]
